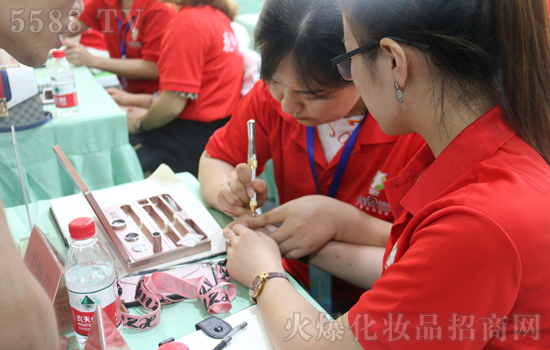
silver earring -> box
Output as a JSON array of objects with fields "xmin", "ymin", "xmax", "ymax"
[{"xmin": 394, "ymin": 83, "xmax": 404, "ymax": 103}]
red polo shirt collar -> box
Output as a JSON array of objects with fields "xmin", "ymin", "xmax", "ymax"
[
  {"xmin": 103, "ymin": 0, "xmax": 144, "ymax": 21},
  {"xmin": 274, "ymin": 100, "xmax": 399, "ymax": 170},
  {"xmin": 385, "ymin": 105, "xmax": 516, "ymax": 219}
]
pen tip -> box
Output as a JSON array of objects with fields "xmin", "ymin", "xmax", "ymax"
[{"xmin": 249, "ymin": 201, "xmax": 257, "ymax": 214}]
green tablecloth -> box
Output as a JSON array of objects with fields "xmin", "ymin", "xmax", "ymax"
[
  {"xmin": 5, "ymin": 172, "xmax": 323, "ymax": 350},
  {"xmin": 0, "ymin": 65, "xmax": 143, "ymax": 208}
]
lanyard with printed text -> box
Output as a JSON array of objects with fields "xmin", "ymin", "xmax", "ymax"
[
  {"xmin": 306, "ymin": 112, "xmax": 367, "ymax": 198},
  {"xmin": 306, "ymin": 111, "xmax": 366, "ymax": 314}
]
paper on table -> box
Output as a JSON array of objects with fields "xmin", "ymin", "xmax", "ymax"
[{"xmin": 177, "ymin": 304, "xmax": 273, "ymax": 350}]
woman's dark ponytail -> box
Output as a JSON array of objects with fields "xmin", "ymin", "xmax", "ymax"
[{"xmin": 495, "ymin": 0, "xmax": 550, "ymax": 162}]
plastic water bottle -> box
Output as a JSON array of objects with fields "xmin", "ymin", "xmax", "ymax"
[
  {"xmin": 50, "ymin": 49, "xmax": 78, "ymax": 117},
  {"xmin": 65, "ymin": 217, "xmax": 122, "ymax": 348}
]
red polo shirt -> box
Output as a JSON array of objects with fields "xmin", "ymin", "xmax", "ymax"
[
  {"xmin": 79, "ymin": 0, "xmax": 174, "ymax": 94},
  {"xmin": 79, "ymin": 28, "xmax": 107, "ymax": 51},
  {"xmin": 158, "ymin": 5, "xmax": 243, "ymax": 122},
  {"xmin": 206, "ymin": 81, "xmax": 426, "ymax": 301},
  {"xmin": 349, "ymin": 105, "xmax": 550, "ymax": 349},
  {"xmin": 79, "ymin": 0, "xmax": 107, "ymax": 50}
]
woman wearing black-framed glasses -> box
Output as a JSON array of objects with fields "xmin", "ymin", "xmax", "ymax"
[
  {"xmin": 217, "ymin": 0, "xmax": 550, "ymax": 348},
  {"xmin": 200, "ymin": 0, "xmax": 425, "ymax": 319},
  {"xmin": 332, "ymin": 37, "xmax": 429, "ymax": 82}
]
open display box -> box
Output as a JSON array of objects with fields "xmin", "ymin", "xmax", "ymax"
[
  {"xmin": 50, "ymin": 146, "xmax": 225, "ymax": 276},
  {"xmin": 101, "ymin": 192, "xmax": 211, "ymax": 264}
]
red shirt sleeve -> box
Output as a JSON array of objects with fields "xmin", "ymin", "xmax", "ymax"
[
  {"xmin": 349, "ymin": 207, "xmax": 521, "ymax": 349},
  {"xmin": 79, "ymin": 0, "xmax": 103, "ymax": 30},
  {"xmin": 205, "ymin": 81, "xmax": 272, "ymax": 175},
  {"xmin": 158, "ymin": 14, "xmax": 205, "ymax": 94},
  {"xmin": 139, "ymin": 7, "xmax": 174, "ymax": 62}
]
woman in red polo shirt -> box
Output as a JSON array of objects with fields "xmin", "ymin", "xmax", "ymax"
[
  {"xmin": 222, "ymin": 0, "xmax": 550, "ymax": 349},
  {"xmin": 199, "ymin": 0, "xmax": 425, "ymax": 314},
  {"xmin": 64, "ymin": 0, "xmax": 174, "ymax": 94},
  {"xmin": 111, "ymin": 0, "xmax": 243, "ymax": 177},
  {"xmin": 78, "ymin": 0, "xmax": 107, "ymax": 51}
]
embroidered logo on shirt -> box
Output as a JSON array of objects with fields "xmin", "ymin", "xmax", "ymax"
[
  {"xmin": 355, "ymin": 170, "xmax": 391, "ymax": 216},
  {"xmin": 128, "ymin": 41, "xmax": 143, "ymax": 49},
  {"xmin": 385, "ymin": 242, "xmax": 398, "ymax": 270},
  {"xmin": 370, "ymin": 170, "xmax": 387, "ymax": 194}
]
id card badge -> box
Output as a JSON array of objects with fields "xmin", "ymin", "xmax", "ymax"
[{"xmin": 310, "ymin": 266, "xmax": 332, "ymax": 314}]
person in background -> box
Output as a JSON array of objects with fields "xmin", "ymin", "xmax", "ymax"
[
  {"xmin": 61, "ymin": 0, "xmax": 110, "ymax": 73},
  {"xmin": 199, "ymin": 0, "xmax": 425, "ymax": 314},
  {"xmin": 222, "ymin": 0, "xmax": 550, "ymax": 348},
  {"xmin": 64, "ymin": 0, "xmax": 174, "ymax": 94},
  {"xmin": 110, "ymin": 0, "xmax": 243, "ymax": 177},
  {"xmin": 0, "ymin": 1, "xmax": 83, "ymax": 348},
  {"xmin": 78, "ymin": 0, "xmax": 108, "ymax": 52}
]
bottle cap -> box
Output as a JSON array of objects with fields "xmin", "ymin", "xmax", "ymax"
[
  {"xmin": 52, "ymin": 50, "xmax": 66, "ymax": 59},
  {"xmin": 69, "ymin": 217, "xmax": 96, "ymax": 240}
]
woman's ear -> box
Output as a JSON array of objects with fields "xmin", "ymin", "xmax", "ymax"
[{"xmin": 379, "ymin": 38, "xmax": 409, "ymax": 90}]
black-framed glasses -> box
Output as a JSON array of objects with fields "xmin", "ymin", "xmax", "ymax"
[{"xmin": 331, "ymin": 36, "xmax": 430, "ymax": 82}]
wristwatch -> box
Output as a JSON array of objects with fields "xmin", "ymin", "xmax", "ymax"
[
  {"xmin": 249, "ymin": 272, "xmax": 289, "ymax": 303},
  {"xmin": 134, "ymin": 117, "xmax": 143, "ymax": 132}
]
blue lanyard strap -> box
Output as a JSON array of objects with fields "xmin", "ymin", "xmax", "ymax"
[
  {"xmin": 306, "ymin": 127, "xmax": 321, "ymax": 195},
  {"xmin": 306, "ymin": 112, "xmax": 367, "ymax": 198},
  {"xmin": 117, "ymin": 16, "xmax": 132, "ymax": 59}
]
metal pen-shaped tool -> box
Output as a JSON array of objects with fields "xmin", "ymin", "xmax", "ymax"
[
  {"xmin": 247, "ymin": 119, "xmax": 257, "ymax": 214},
  {"xmin": 212, "ymin": 321, "xmax": 248, "ymax": 350}
]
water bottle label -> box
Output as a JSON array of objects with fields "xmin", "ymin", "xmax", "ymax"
[
  {"xmin": 68, "ymin": 280, "xmax": 122, "ymax": 336},
  {"xmin": 53, "ymin": 82, "xmax": 78, "ymax": 108},
  {"xmin": 53, "ymin": 92, "xmax": 78, "ymax": 108}
]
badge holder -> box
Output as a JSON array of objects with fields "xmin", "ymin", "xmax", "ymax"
[{"xmin": 195, "ymin": 316, "xmax": 233, "ymax": 339}]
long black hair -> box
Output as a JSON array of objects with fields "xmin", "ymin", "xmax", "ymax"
[{"xmin": 342, "ymin": 0, "xmax": 550, "ymax": 163}]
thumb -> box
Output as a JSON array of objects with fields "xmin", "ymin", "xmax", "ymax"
[
  {"xmin": 253, "ymin": 178, "xmax": 267, "ymax": 194},
  {"xmin": 253, "ymin": 178, "xmax": 269, "ymax": 207}
]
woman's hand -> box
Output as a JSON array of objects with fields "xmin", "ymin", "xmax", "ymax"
[
  {"xmin": 223, "ymin": 224, "xmax": 285, "ymax": 287},
  {"xmin": 232, "ymin": 195, "xmax": 343, "ymax": 259},
  {"xmin": 107, "ymin": 88, "xmax": 134, "ymax": 107},
  {"xmin": 124, "ymin": 106, "xmax": 148, "ymax": 134},
  {"xmin": 64, "ymin": 39, "xmax": 95, "ymax": 67},
  {"xmin": 215, "ymin": 163, "xmax": 268, "ymax": 217}
]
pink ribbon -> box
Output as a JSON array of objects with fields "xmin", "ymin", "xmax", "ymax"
[{"xmin": 121, "ymin": 271, "xmax": 237, "ymax": 330}]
